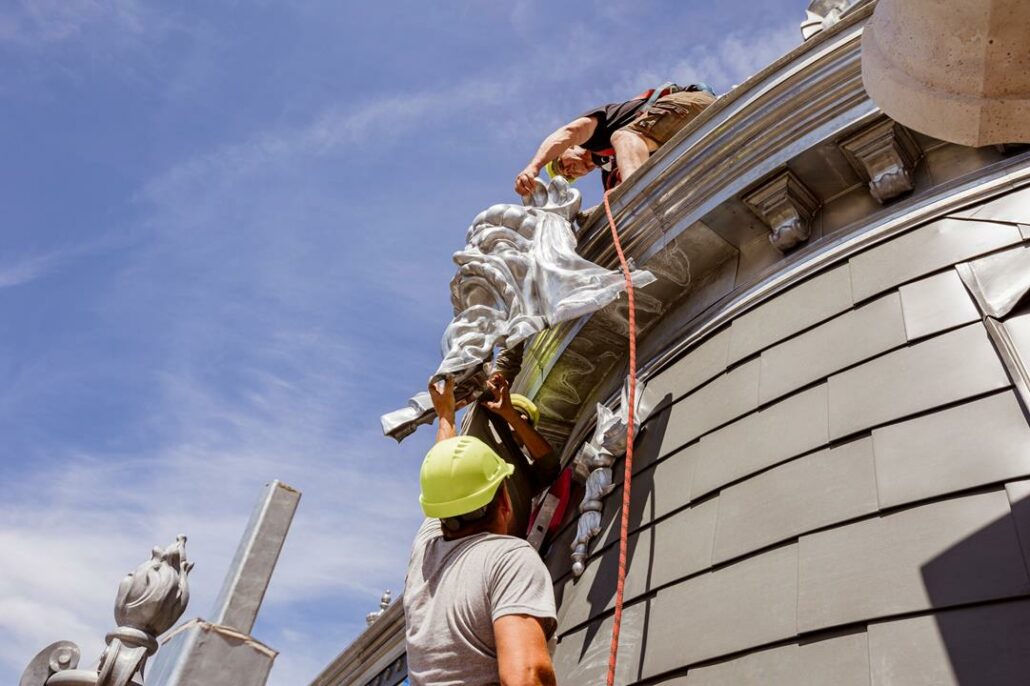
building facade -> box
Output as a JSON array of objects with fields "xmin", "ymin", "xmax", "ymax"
[{"xmin": 314, "ymin": 2, "xmax": 1030, "ymax": 683}]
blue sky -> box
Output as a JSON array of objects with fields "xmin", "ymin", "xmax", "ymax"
[{"xmin": 0, "ymin": 1, "xmax": 802, "ymax": 682}]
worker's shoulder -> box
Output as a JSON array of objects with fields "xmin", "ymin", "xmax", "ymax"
[{"xmin": 479, "ymin": 534, "xmax": 546, "ymax": 567}]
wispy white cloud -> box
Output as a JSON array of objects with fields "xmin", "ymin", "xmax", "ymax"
[
  {"xmin": 0, "ymin": 0, "xmax": 148, "ymax": 47},
  {"xmin": 0, "ymin": 240, "xmax": 107, "ymax": 288},
  {"xmin": 612, "ymin": 21, "xmax": 802, "ymax": 96},
  {"xmin": 0, "ymin": 250, "xmax": 65, "ymax": 288}
]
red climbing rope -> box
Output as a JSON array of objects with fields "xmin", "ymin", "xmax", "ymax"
[{"xmin": 603, "ymin": 187, "xmax": 637, "ymax": 686}]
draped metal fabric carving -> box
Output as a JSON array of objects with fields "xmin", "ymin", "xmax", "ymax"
[
  {"xmin": 570, "ymin": 381, "xmax": 656, "ymax": 577},
  {"xmin": 21, "ymin": 537, "xmax": 192, "ymax": 686},
  {"xmin": 381, "ymin": 177, "xmax": 655, "ymax": 441}
]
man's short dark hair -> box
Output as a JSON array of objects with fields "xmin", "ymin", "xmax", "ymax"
[{"xmin": 441, "ymin": 482, "xmax": 507, "ymax": 534}]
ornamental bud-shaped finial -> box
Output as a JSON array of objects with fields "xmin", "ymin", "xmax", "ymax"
[{"xmin": 114, "ymin": 534, "xmax": 193, "ymax": 636}]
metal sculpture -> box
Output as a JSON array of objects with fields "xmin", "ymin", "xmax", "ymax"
[
  {"xmin": 382, "ymin": 176, "xmax": 655, "ymax": 441},
  {"xmin": 365, "ymin": 590, "xmax": 392, "ymax": 626},
  {"xmin": 570, "ymin": 381, "xmax": 656, "ymax": 577},
  {"xmin": 21, "ymin": 536, "xmax": 193, "ymax": 686}
]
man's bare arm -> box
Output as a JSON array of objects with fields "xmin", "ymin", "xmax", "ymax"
[
  {"xmin": 428, "ymin": 376, "xmax": 457, "ymax": 443},
  {"xmin": 483, "ymin": 374, "xmax": 555, "ymax": 466},
  {"xmin": 495, "ymin": 614, "xmax": 557, "ymax": 686},
  {"xmin": 514, "ymin": 116, "xmax": 597, "ymax": 195}
]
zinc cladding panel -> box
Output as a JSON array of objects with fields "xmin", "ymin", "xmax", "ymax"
[
  {"xmin": 826, "ymin": 322, "xmax": 1010, "ymax": 440},
  {"xmin": 758, "ymin": 292, "xmax": 907, "ymax": 404},
  {"xmin": 656, "ymin": 358, "xmax": 761, "ymax": 454},
  {"xmin": 553, "ymin": 600, "xmax": 647, "ymax": 686},
  {"xmin": 868, "ymin": 599, "xmax": 1030, "ymax": 686},
  {"xmin": 545, "ymin": 520, "xmax": 576, "ymax": 582},
  {"xmin": 711, "ymin": 438, "xmax": 879, "ymax": 564},
  {"xmin": 555, "ymin": 527, "xmax": 652, "ymax": 632},
  {"xmin": 601, "ymin": 440, "xmax": 704, "ymax": 547},
  {"xmin": 692, "ymin": 384, "xmax": 829, "ymax": 499},
  {"xmin": 848, "ymin": 216, "xmax": 1022, "ymax": 302},
  {"xmin": 872, "ymin": 391, "xmax": 1030, "ymax": 509},
  {"xmin": 727, "ymin": 264, "xmax": 854, "ymax": 364},
  {"xmin": 684, "ymin": 631, "xmax": 870, "ymax": 686},
  {"xmin": 1005, "ymin": 479, "xmax": 1030, "ymax": 576},
  {"xmin": 1008, "ymin": 309, "xmax": 1030, "ymax": 365},
  {"xmin": 650, "ymin": 497, "xmax": 719, "ymax": 589},
  {"xmin": 950, "ymin": 184, "xmax": 1030, "ymax": 225},
  {"xmin": 641, "ymin": 543, "xmax": 798, "ymax": 678},
  {"xmin": 797, "ymin": 490, "xmax": 1030, "ymax": 632},
  {"xmin": 898, "ymin": 268, "xmax": 981, "ymax": 340},
  {"xmin": 597, "ymin": 442, "xmax": 703, "ymax": 552},
  {"xmin": 646, "ymin": 329, "xmax": 731, "ymax": 410}
]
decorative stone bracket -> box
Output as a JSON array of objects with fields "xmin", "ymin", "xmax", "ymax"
[
  {"xmin": 743, "ymin": 170, "xmax": 820, "ymax": 251},
  {"xmin": 840, "ymin": 117, "xmax": 922, "ymax": 204}
]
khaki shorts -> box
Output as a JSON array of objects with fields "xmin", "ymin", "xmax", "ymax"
[{"xmin": 624, "ymin": 90, "xmax": 716, "ymax": 146}]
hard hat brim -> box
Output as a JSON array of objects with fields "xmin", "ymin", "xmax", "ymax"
[{"xmin": 420, "ymin": 461, "xmax": 514, "ymax": 519}]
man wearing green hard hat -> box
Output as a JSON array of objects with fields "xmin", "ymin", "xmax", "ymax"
[{"xmin": 403, "ymin": 376, "xmax": 558, "ymax": 686}]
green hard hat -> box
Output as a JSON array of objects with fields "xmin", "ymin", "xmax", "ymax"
[
  {"xmin": 509, "ymin": 393, "xmax": 540, "ymax": 427},
  {"xmin": 419, "ymin": 436, "xmax": 514, "ymax": 519}
]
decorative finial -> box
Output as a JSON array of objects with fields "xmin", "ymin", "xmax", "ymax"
[
  {"xmin": 20, "ymin": 537, "xmax": 193, "ymax": 686},
  {"xmin": 365, "ymin": 590, "xmax": 392, "ymax": 626}
]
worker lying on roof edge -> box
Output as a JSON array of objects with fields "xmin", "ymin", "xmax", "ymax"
[
  {"xmin": 403, "ymin": 376, "xmax": 558, "ymax": 686},
  {"xmin": 514, "ymin": 82, "xmax": 716, "ymax": 194}
]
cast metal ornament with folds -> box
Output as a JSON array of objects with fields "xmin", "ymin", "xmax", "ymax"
[
  {"xmin": 21, "ymin": 537, "xmax": 192, "ymax": 686},
  {"xmin": 570, "ymin": 380, "xmax": 656, "ymax": 577},
  {"xmin": 381, "ymin": 177, "xmax": 655, "ymax": 441}
]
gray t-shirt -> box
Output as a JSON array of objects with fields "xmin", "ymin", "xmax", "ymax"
[{"xmin": 403, "ymin": 519, "xmax": 557, "ymax": 686}]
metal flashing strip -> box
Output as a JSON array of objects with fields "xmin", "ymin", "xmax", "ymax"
[{"xmin": 985, "ymin": 317, "xmax": 1030, "ymax": 416}]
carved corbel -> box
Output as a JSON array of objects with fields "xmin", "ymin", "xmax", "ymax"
[
  {"xmin": 839, "ymin": 117, "xmax": 922, "ymax": 204},
  {"xmin": 743, "ymin": 170, "xmax": 820, "ymax": 251}
]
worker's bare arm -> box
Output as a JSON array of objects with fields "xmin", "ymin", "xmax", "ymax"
[
  {"xmin": 428, "ymin": 376, "xmax": 457, "ymax": 443},
  {"xmin": 514, "ymin": 116, "xmax": 597, "ymax": 195},
  {"xmin": 484, "ymin": 373, "xmax": 554, "ymax": 467},
  {"xmin": 494, "ymin": 614, "xmax": 557, "ymax": 686}
]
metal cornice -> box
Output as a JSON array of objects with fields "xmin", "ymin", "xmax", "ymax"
[
  {"xmin": 576, "ymin": 4, "xmax": 875, "ymax": 270},
  {"xmin": 308, "ymin": 600, "xmax": 405, "ymax": 686}
]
